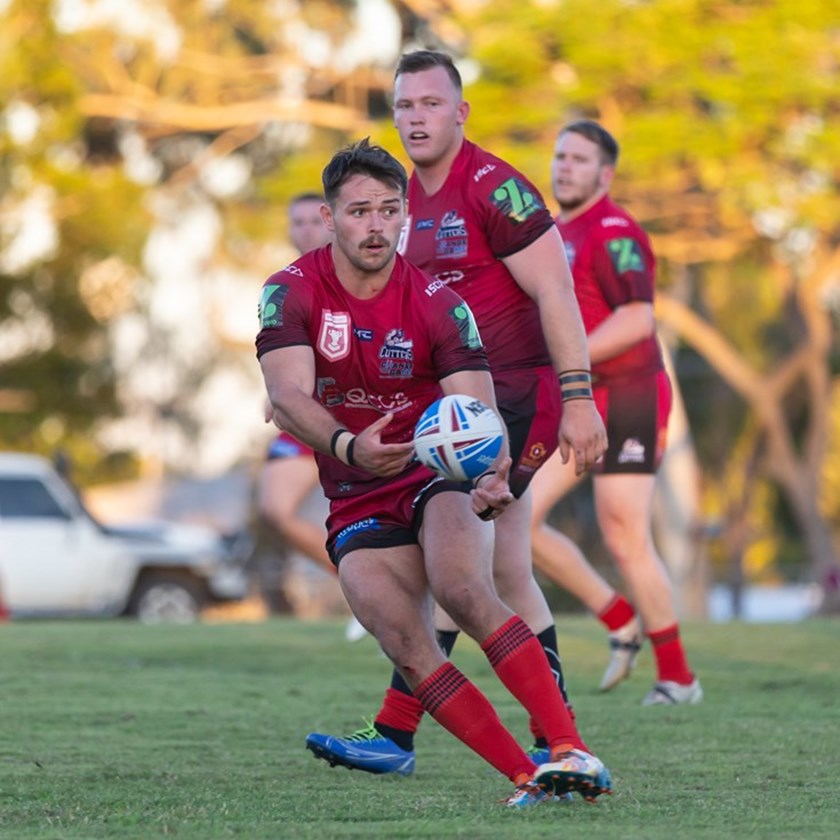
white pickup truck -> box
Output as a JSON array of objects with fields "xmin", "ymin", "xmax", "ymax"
[{"xmin": 0, "ymin": 452, "xmax": 251, "ymax": 623}]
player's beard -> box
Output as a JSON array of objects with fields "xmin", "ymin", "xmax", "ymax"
[{"xmin": 555, "ymin": 172, "xmax": 601, "ymax": 214}]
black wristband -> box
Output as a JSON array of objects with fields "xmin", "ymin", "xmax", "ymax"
[
  {"xmin": 330, "ymin": 428, "xmax": 350, "ymax": 458},
  {"xmin": 477, "ymin": 506, "xmax": 495, "ymax": 521},
  {"xmin": 473, "ymin": 470, "xmax": 497, "ymax": 488},
  {"xmin": 345, "ymin": 436, "xmax": 357, "ymax": 467},
  {"xmin": 558, "ymin": 369, "xmax": 593, "ymax": 402}
]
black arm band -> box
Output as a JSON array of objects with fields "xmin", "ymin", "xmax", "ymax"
[
  {"xmin": 345, "ymin": 436, "xmax": 357, "ymax": 467},
  {"xmin": 330, "ymin": 428, "xmax": 350, "ymax": 458}
]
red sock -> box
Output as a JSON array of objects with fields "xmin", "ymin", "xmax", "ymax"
[
  {"xmin": 375, "ymin": 687, "xmax": 424, "ymax": 734},
  {"xmin": 597, "ymin": 594, "xmax": 635, "ymax": 631},
  {"xmin": 481, "ymin": 616, "xmax": 587, "ymax": 754},
  {"xmin": 0, "ymin": 602, "xmax": 9, "ymax": 622},
  {"xmin": 415, "ymin": 662, "xmax": 535, "ymax": 783},
  {"xmin": 648, "ymin": 623, "xmax": 693, "ymax": 684}
]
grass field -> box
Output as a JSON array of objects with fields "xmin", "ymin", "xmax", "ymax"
[{"xmin": 1, "ymin": 616, "xmax": 838, "ymax": 839}]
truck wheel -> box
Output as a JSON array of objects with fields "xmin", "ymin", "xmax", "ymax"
[{"xmin": 130, "ymin": 573, "xmax": 206, "ymax": 624}]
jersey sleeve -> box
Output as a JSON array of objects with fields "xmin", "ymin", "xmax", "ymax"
[
  {"xmin": 422, "ymin": 279, "xmax": 490, "ymax": 378},
  {"xmin": 255, "ymin": 268, "xmax": 312, "ymax": 359},
  {"xmin": 590, "ymin": 230, "xmax": 655, "ymax": 309},
  {"xmin": 475, "ymin": 165, "xmax": 555, "ymax": 259}
]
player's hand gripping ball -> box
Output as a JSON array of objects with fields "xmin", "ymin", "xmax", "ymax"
[{"xmin": 413, "ymin": 394, "xmax": 504, "ymax": 482}]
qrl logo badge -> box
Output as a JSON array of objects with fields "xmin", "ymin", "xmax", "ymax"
[{"xmin": 318, "ymin": 310, "xmax": 351, "ymax": 361}]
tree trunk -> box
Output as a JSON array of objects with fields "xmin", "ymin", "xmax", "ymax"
[{"xmin": 653, "ymin": 341, "xmax": 709, "ymax": 619}]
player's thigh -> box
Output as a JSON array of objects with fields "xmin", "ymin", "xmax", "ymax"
[
  {"xmin": 593, "ymin": 473, "xmax": 656, "ymax": 538},
  {"xmin": 527, "ymin": 447, "xmax": 580, "ymax": 523},
  {"xmin": 492, "ymin": 493, "xmax": 534, "ymax": 580},
  {"xmin": 339, "ymin": 544, "xmax": 431, "ymax": 636},
  {"xmin": 419, "ymin": 490, "xmax": 495, "ymax": 592},
  {"xmin": 259, "ymin": 456, "xmax": 320, "ymax": 517}
]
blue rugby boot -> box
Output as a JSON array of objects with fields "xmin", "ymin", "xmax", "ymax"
[{"xmin": 305, "ymin": 721, "xmax": 415, "ymax": 776}]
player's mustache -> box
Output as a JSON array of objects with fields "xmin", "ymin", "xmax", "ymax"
[{"xmin": 361, "ymin": 235, "xmax": 390, "ymax": 249}]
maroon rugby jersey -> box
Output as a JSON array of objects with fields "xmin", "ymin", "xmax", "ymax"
[
  {"xmin": 255, "ymin": 245, "xmax": 489, "ymax": 499},
  {"xmin": 556, "ymin": 195, "xmax": 663, "ymax": 383},
  {"xmin": 399, "ymin": 140, "xmax": 555, "ymax": 373}
]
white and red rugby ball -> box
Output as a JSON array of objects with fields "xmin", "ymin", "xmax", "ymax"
[{"xmin": 413, "ymin": 394, "xmax": 504, "ymax": 482}]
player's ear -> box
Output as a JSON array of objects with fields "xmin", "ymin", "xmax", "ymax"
[
  {"xmin": 599, "ymin": 165, "xmax": 615, "ymax": 192},
  {"xmin": 320, "ymin": 202, "xmax": 335, "ymax": 232},
  {"xmin": 456, "ymin": 99, "xmax": 470, "ymax": 126}
]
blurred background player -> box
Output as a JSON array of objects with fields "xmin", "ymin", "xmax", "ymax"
[
  {"xmin": 528, "ymin": 119, "xmax": 701, "ymax": 705},
  {"xmin": 258, "ymin": 192, "xmax": 366, "ymax": 640}
]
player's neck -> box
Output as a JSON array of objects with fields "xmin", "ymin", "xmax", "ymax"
[
  {"xmin": 412, "ymin": 135, "xmax": 465, "ymax": 196},
  {"xmin": 557, "ymin": 189, "xmax": 608, "ymax": 223},
  {"xmin": 332, "ymin": 249, "xmax": 395, "ymax": 300}
]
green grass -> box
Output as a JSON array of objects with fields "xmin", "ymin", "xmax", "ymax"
[{"xmin": 1, "ymin": 617, "xmax": 838, "ymax": 839}]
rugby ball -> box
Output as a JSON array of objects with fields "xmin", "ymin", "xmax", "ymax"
[{"xmin": 413, "ymin": 394, "xmax": 504, "ymax": 481}]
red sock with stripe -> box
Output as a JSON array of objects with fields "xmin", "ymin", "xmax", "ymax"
[
  {"xmin": 414, "ymin": 662, "xmax": 535, "ymax": 783},
  {"xmin": 648, "ymin": 623, "xmax": 694, "ymax": 684},
  {"xmin": 597, "ymin": 594, "xmax": 636, "ymax": 632},
  {"xmin": 481, "ymin": 616, "xmax": 588, "ymax": 754}
]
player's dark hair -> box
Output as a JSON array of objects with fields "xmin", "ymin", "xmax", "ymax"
[
  {"xmin": 289, "ymin": 191, "xmax": 323, "ymax": 206},
  {"xmin": 322, "ymin": 138, "xmax": 408, "ymax": 204},
  {"xmin": 558, "ymin": 120, "xmax": 620, "ymax": 167},
  {"xmin": 395, "ymin": 49, "xmax": 463, "ymax": 97}
]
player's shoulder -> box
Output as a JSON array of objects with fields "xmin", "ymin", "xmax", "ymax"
[
  {"xmin": 400, "ymin": 255, "xmax": 464, "ymax": 307},
  {"xmin": 264, "ymin": 247, "xmax": 325, "ymax": 291},
  {"xmin": 462, "ymin": 140, "xmax": 527, "ymax": 187},
  {"xmin": 591, "ymin": 197, "xmax": 648, "ymax": 243}
]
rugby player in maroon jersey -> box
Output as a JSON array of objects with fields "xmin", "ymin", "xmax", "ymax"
[
  {"xmin": 528, "ymin": 120, "xmax": 701, "ymax": 706},
  {"xmin": 259, "ymin": 139, "xmax": 611, "ymax": 805},
  {"xmin": 305, "ymin": 51, "xmax": 612, "ymax": 791}
]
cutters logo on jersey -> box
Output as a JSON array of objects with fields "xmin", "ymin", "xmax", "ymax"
[
  {"xmin": 378, "ymin": 328, "xmax": 414, "ymax": 378},
  {"xmin": 317, "ymin": 310, "xmax": 351, "ymax": 361},
  {"xmin": 435, "ymin": 210, "xmax": 468, "ymax": 259},
  {"xmin": 490, "ymin": 177, "xmax": 543, "ymax": 223}
]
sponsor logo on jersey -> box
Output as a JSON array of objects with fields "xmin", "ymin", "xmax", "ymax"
[
  {"xmin": 424, "ymin": 278, "xmax": 448, "ymax": 297},
  {"xmin": 601, "ymin": 216, "xmax": 630, "ymax": 228},
  {"xmin": 344, "ymin": 388, "xmax": 413, "ymax": 414},
  {"xmin": 435, "ymin": 210, "xmax": 468, "ymax": 259},
  {"xmin": 607, "ymin": 237, "xmax": 645, "ymax": 274},
  {"xmin": 317, "ymin": 310, "xmax": 351, "ymax": 361},
  {"xmin": 473, "ymin": 163, "xmax": 496, "ymax": 182},
  {"xmin": 489, "ymin": 177, "xmax": 544, "ymax": 223},
  {"xmin": 416, "ymin": 218, "xmax": 435, "ymax": 229},
  {"xmin": 617, "ymin": 437, "xmax": 646, "ymax": 464},
  {"xmin": 354, "ymin": 328, "xmax": 373, "ymax": 341},
  {"xmin": 434, "ymin": 269, "xmax": 465, "ymax": 285},
  {"xmin": 334, "ymin": 517, "xmax": 380, "ymax": 548},
  {"xmin": 259, "ymin": 283, "xmax": 290, "ymax": 328},
  {"xmin": 520, "ymin": 442, "xmax": 548, "ymax": 471},
  {"xmin": 379, "ymin": 328, "xmax": 414, "ymax": 378},
  {"xmin": 282, "ymin": 263, "xmax": 304, "ymax": 277},
  {"xmin": 316, "ymin": 377, "xmax": 344, "ymax": 407},
  {"xmin": 448, "ymin": 302, "xmax": 482, "ymax": 350}
]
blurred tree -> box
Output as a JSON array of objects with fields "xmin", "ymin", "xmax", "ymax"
[{"xmin": 437, "ymin": 0, "xmax": 840, "ymax": 608}]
